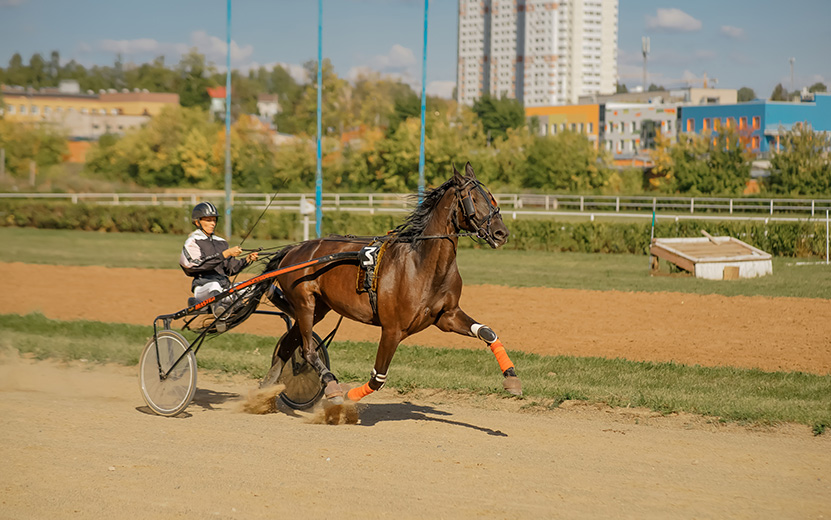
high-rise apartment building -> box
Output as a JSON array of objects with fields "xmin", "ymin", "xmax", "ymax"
[{"xmin": 457, "ymin": 0, "xmax": 618, "ymax": 107}]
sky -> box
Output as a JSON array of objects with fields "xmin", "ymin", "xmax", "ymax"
[{"xmin": 0, "ymin": 0, "xmax": 829, "ymax": 100}]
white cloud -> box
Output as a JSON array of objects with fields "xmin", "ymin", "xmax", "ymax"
[
  {"xmin": 646, "ymin": 8, "xmax": 702, "ymax": 32},
  {"xmin": 720, "ymin": 25, "xmax": 745, "ymax": 40},
  {"xmin": 87, "ymin": 31, "xmax": 253, "ymax": 70}
]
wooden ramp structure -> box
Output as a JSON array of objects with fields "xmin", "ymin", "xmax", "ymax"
[{"xmin": 650, "ymin": 233, "xmax": 772, "ymax": 280}]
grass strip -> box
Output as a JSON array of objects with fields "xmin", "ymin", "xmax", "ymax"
[
  {"xmin": 2, "ymin": 312, "xmax": 829, "ymax": 434},
  {"xmin": 5, "ymin": 227, "xmax": 831, "ymax": 298}
]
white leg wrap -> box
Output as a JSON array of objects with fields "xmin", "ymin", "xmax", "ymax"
[
  {"xmin": 370, "ymin": 369, "xmax": 387, "ymax": 390},
  {"xmin": 470, "ymin": 323, "xmax": 498, "ymax": 343}
]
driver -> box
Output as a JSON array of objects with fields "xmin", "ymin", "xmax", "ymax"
[{"xmin": 179, "ymin": 202, "xmax": 258, "ymax": 319}]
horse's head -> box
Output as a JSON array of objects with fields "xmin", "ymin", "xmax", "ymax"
[{"xmin": 452, "ymin": 162, "xmax": 509, "ymax": 248}]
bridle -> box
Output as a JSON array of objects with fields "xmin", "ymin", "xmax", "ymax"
[{"xmin": 456, "ymin": 178, "xmax": 502, "ymax": 247}]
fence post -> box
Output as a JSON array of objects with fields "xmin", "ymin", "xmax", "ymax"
[
  {"xmin": 690, "ymin": 198, "xmax": 694, "ymax": 214},
  {"xmin": 812, "ymin": 200, "xmax": 815, "ymax": 217},
  {"xmin": 729, "ymin": 199, "xmax": 733, "ymax": 214},
  {"xmin": 616, "ymin": 197, "xmax": 620, "ymax": 212},
  {"xmin": 580, "ymin": 196, "xmax": 584, "ymax": 212},
  {"xmin": 770, "ymin": 199, "xmax": 774, "ymax": 215}
]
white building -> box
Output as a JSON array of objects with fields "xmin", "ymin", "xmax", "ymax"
[{"xmin": 457, "ymin": 0, "xmax": 618, "ymax": 107}]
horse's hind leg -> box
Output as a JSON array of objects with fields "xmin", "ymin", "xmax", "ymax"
[
  {"xmin": 435, "ymin": 308, "xmax": 522, "ymax": 396},
  {"xmin": 295, "ymin": 299, "xmax": 343, "ymax": 403}
]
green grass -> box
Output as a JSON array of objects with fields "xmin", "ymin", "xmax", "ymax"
[
  {"xmin": 4, "ymin": 227, "xmax": 830, "ymax": 298},
  {"xmin": 3, "ymin": 313, "xmax": 830, "ymax": 434}
]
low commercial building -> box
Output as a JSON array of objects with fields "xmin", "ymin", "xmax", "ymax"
[{"xmin": 679, "ymin": 92, "xmax": 831, "ymax": 154}]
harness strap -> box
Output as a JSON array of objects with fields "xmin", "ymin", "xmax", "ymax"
[{"xmin": 355, "ymin": 240, "xmax": 389, "ymax": 318}]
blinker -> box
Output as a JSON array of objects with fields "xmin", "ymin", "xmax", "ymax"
[{"xmin": 462, "ymin": 196, "xmax": 476, "ymax": 217}]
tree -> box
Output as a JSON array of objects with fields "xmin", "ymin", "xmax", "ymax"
[
  {"xmin": 471, "ymin": 94, "xmax": 525, "ymax": 142},
  {"xmin": 616, "ymin": 82, "xmax": 628, "ymax": 94},
  {"xmin": 523, "ymin": 132, "xmax": 613, "ymax": 192},
  {"xmin": 768, "ymin": 123, "xmax": 831, "ymax": 195},
  {"xmin": 176, "ymin": 49, "xmax": 214, "ymax": 109},
  {"xmin": 647, "ymin": 83, "xmax": 664, "ymax": 92},
  {"xmin": 737, "ymin": 87, "xmax": 756, "ymax": 102},
  {"xmin": 808, "ymin": 82, "xmax": 828, "ymax": 93},
  {"xmin": 770, "ymin": 83, "xmax": 789, "ymax": 101},
  {"xmin": 659, "ymin": 129, "xmax": 750, "ymax": 195}
]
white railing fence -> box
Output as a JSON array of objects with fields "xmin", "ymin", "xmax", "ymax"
[{"xmin": 3, "ymin": 191, "xmax": 831, "ymax": 223}]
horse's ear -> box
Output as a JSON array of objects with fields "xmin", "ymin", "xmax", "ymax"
[
  {"xmin": 452, "ymin": 164, "xmax": 465, "ymax": 186},
  {"xmin": 464, "ymin": 161, "xmax": 477, "ymax": 179}
]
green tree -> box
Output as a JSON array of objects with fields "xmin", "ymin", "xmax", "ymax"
[
  {"xmin": 523, "ymin": 132, "xmax": 612, "ymax": 192},
  {"xmin": 647, "ymin": 83, "xmax": 664, "ymax": 92},
  {"xmin": 176, "ymin": 49, "xmax": 214, "ymax": 109},
  {"xmin": 666, "ymin": 129, "xmax": 750, "ymax": 195},
  {"xmin": 768, "ymin": 123, "xmax": 831, "ymax": 195},
  {"xmin": 0, "ymin": 119, "xmax": 67, "ymax": 177},
  {"xmin": 808, "ymin": 82, "xmax": 828, "ymax": 93},
  {"xmin": 471, "ymin": 94, "xmax": 526, "ymax": 142},
  {"xmin": 737, "ymin": 87, "xmax": 756, "ymax": 102},
  {"xmin": 770, "ymin": 83, "xmax": 789, "ymax": 101},
  {"xmin": 616, "ymin": 82, "xmax": 628, "ymax": 94}
]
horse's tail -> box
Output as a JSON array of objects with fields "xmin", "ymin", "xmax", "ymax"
[{"xmin": 263, "ymin": 244, "xmax": 294, "ymax": 273}]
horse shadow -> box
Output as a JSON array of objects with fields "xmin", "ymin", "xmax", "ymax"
[{"xmin": 357, "ymin": 401, "xmax": 508, "ymax": 437}]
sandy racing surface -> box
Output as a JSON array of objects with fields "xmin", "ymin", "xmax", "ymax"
[{"xmin": 2, "ymin": 262, "xmax": 831, "ymax": 518}]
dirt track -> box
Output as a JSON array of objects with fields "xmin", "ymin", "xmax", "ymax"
[
  {"xmin": 2, "ymin": 262, "xmax": 830, "ymax": 374},
  {"xmin": 2, "ymin": 262, "xmax": 831, "ymax": 518}
]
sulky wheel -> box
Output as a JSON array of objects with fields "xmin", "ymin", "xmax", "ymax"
[
  {"xmin": 139, "ymin": 330, "xmax": 197, "ymax": 417},
  {"xmin": 266, "ymin": 332, "xmax": 329, "ymax": 410}
]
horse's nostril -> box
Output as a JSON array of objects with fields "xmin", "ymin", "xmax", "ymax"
[{"xmin": 494, "ymin": 229, "xmax": 507, "ymax": 239}]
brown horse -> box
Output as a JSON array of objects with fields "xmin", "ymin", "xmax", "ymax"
[{"xmin": 263, "ymin": 162, "xmax": 521, "ymax": 404}]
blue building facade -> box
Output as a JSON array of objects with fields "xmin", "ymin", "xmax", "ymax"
[{"xmin": 678, "ymin": 93, "xmax": 831, "ymax": 154}]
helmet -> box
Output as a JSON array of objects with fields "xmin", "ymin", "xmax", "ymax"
[{"xmin": 192, "ymin": 202, "xmax": 219, "ymax": 221}]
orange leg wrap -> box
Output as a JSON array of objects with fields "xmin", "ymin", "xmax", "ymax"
[
  {"xmin": 489, "ymin": 340, "xmax": 515, "ymax": 373},
  {"xmin": 346, "ymin": 382, "xmax": 375, "ymax": 402}
]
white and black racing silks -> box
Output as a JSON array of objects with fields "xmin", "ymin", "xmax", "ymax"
[{"xmin": 179, "ymin": 229, "xmax": 247, "ymax": 292}]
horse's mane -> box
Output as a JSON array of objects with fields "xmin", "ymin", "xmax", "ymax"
[{"xmin": 388, "ymin": 177, "xmax": 456, "ymax": 243}]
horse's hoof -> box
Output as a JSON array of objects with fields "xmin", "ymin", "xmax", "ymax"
[
  {"xmin": 503, "ymin": 376, "xmax": 522, "ymax": 396},
  {"xmin": 324, "ymin": 380, "xmax": 344, "ymax": 404}
]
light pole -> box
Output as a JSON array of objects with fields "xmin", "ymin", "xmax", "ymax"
[
  {"xmin": 789, "ymin": 57, "xmax": 795, "ymax": 94},
  {"xmin": 417, "ymin": 0, "xmax": 429, "ymax": 202},
  {"xmin": 642, "ymin": 36, "xmax": 650, "ymax": 92},
  {"xmin": 224, "ymin": 0, "xmax": 233, "ymax": 238},
  {"xmin": 315, "ymin": 0, "xmax": 323, "ymax": 238}
]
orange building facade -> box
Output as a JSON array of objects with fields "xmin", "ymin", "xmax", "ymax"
[{"xmin": 525, "ymin": 104, "xmax": 601, "ymax": 148}]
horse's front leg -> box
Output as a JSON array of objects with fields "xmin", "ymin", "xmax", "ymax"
[
  {"xmin": 345, "ymin": 328, "xmax": 404, "ymax": 402},
  {"xmin": 435, "ymin": 308, "xmax": 522, "ymax": 396}
]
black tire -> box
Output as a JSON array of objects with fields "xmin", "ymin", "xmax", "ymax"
[
  {"xmin": 268, "ymin": 332, "xmax": 329, "ymax": 410},
  {"xmin": 139, "ymin": 330, "xmax": 197, "ymax": 417}
]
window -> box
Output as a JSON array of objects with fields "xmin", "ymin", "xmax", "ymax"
[
  {"xmin": 578, "ymin": 122, "xmax": 584, "ymax": 133},
  {"xmin": 81, "ymin": 108, "xmax": 88, "ymax": 114},
  {"xmin": 630, "ymin": 121, "xmax": 637, "ymax": 133},
  {"xmin": 751, "ymin": 136, "xmax": 760, "ymax": 149},
  {"xmin": 587, "ymin": 122, "xmax": 593, "ymax": 133},
  {"xmin": 31, "ymin": 105, "xmax": 39, "ymax": 115},
  {"xmin": 551, "ymin": 124, "xmax": 558, "ymax": 134},
  {"xmin": 702, "ymin": 118, "xmax": 711, "ymax": 131},
  {"xmin": 686, "ymin": 118, "xmax": 694, "ymax": 132},
  {"xmin": 713, "ymin": 118, "xmax": 720, "ymax": 131},
  {"xmin": 20, "ymin": 105, "xmax": 26, "ymax": 114},
  {"xmin": 111, "ymin": 108, "xmax": 119, "ymax": 115},
  {"xmin": 44, "ymin": 106, "xmax": 51, "ymax": 115},
  {"xmin": 752, "ymin": 116, "xmax": 760, "ymax": 129},
  {"xmin": 726, "ymin": 117, "xmax": 735, "ymax": 129},
  {"xmin": 605, "ymin": 140, "xmax": 611, "ymax": 151},
  {"xmin": 616, "ymin": 140, "xmax": 622, "ymax": 153},
  {"xmin": 7, "ymin": 105, "xmax": 14, "ymax": 114}
]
